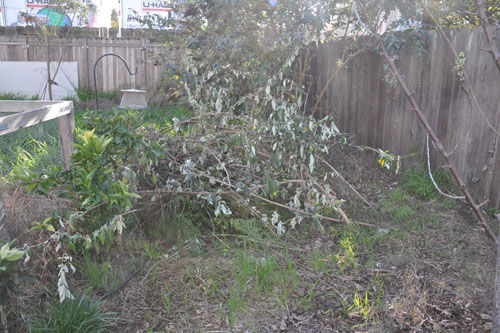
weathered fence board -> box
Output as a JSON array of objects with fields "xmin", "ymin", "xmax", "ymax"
[
  {"xmin": 0, "ymin": 35, "xmax": 173, "ymax": 91},
  {"xmin": 311, "ymin": 26, "xmax": 500, "ymax": 208}
]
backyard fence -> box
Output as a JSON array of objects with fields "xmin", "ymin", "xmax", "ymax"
[
  {"xmin": 0, "ymin": 34, "xmax": 175, "ymax": 92},
  {"xmin": 310, "ymin": 26, "xmax": 500, "ymax": 208}
]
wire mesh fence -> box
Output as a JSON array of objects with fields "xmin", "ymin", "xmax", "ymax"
[{"xmin": 0, "ymin": 114, "xmax": 62, "ymax": 176}]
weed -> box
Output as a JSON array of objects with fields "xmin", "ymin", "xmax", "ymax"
[
  {"xmin": 29, "ymin": 293, "xmax": 116, "ymax": 332},
  {"xmin": 336, "ymin": 233, "xmax": 357, "ymax": 273},
  {"xmin": 0, "ymin": 93, "xmax": 38, "ymax": 100},
  {"xmin": 299, "ymin": 282, "xmax": 318, "ymax": 310},
  {"xmin": 228, "ymin": 284, "xmax": 244, "ymax": 324},
  {"xmin": 489, "ymin": 206, "xmax": 500, "ymax": 217},
  {"xmin": 400, "ymin": 167, "xmax": 451, "ymax": 201},
  {"xmin": 208, "ymin": 275, "xmax": 218, "ymax": 296},
  {"xmin": 75, "ymin": 88, "xmax": 120, "ymax": 103},
  {"xmin": 309, "ymin": 250, "xmax": 335, "ymax": 273},
  {"xmin": 79, "ymin": 252, "xmax": 122, "ymax": 292},
  {"xmin": 161, "ymin": 282, "xmax": 172, "ymax": 314},
  {"xmin": 347, "ymin": 289, "xmax": 374, "ymax": 324},
  {"xmin": 394, "ymin": 205, "xmax": 415, "ymax": 221},
  {"xmin": 142, "ymin": 240, "xmax": 163, "ymax": 259},
  {"xmin": 388, "ymin": 188, "xmax": 409, "ymax": 203},
  {"xmin": 373, "ymin": 272, "xmax": 385, "ymax": 311},
  {"xmin": 142, "ymin": 104, "xmax": 191, "ymax": 127}
]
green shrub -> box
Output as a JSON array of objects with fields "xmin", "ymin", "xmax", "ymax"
[
  {"xmin": 400, "ymin": 167, "xmax": 452, "ymax": 201},
  {"xmin": 0, "ymin": 240, "xmax": 29, "ymax": 305},
  {"xmin": 29, "ymin": 293, "xmax": 117, "ymax": 332}
]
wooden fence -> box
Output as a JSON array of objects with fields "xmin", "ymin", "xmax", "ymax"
[
  {"xmin": 0, "ymin": 35, "xmax": 175, "ymax": 91},
  {"xmin": 311, "ymin": 26, "xmax": 500, "ymax": 208}
]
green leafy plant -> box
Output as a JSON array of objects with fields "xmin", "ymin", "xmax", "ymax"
[
  {"xmin": 29, "ymin": 293, "xmax": 117, "ymax": 333},
  {"xmin": 376, "ymin": 149, "xmax": 400, "ymax": 173},
  {"xmin": 0, "ymin": 240, "xmax": 28, "ymax": 304}
]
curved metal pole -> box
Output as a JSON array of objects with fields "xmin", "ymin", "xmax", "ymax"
[{"xmin": 93, "ymin": 53, "xmax": 137, "ymax": 110}]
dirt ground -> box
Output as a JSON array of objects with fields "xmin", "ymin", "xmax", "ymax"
[{"xmin": 2, "ymin": 145, "xmax": 497, "ymax": 332}]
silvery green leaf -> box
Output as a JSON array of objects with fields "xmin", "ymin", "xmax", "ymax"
[
  {"xmin": 309, "ymin": 154, "xmax": 315, "ymax": 174},
  {"xmin": 216, "ymin": 98, "xmax": 222, "ymax": 113},
  {"xmin": 57, "ymin": 264, "xmax": 74, "ymax": 303}
]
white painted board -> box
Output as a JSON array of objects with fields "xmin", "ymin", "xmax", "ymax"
[{"xmin": 0, "ymin": 61, "xmax": 79, "ymax": 100}]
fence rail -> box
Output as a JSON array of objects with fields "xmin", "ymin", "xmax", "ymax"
[
  {"xmin": 0, "ymin": 35, "xmax": 174, "ymax": 91},
  {"xmin": 310, "ymin": 26, "xmax": 500, "ymax": 208}
]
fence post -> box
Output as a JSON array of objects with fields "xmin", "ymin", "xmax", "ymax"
[
  {"xmin": 84, "ymin": 37, "xmax": 90, "ymax": 88},
  {"xmin": 0, "ymin": 193, "xmax": 9, "ymax": 242},
  {"xmin": 58, "ymin": 102, "xmax": 75, "ymax": 170}
]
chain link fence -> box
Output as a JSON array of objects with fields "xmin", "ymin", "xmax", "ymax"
[{"xmin": 0, "ymin": 114, "xmax": 62, "ymax": 176}]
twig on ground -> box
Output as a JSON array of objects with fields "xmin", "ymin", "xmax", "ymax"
[
  {"xmin": 318, "ymin": 156, "xmax": 374, "ymax": 207},
  {"xmin": 99, "ymin": 266, "xmax": 142, "ymax": 301}
]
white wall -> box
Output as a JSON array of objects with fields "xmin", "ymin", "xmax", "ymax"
[{"xmin": 0, "ymin": 61, "xmax": 79, "ymax": 100}]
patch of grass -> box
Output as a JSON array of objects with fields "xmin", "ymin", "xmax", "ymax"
[
  {"xmin": 76, "ymin": 88, "xmax": 120, "ymax": 103},
  {"xmin": 224, "ymin": 242, "xmax": 297, "ymax": 322},
  {"xmin": 400, "ymin": 167, "xmax": 452, "ymax": 201},
  {"xmin": 388, "ymin": 188, "xmax": 409, "ymax": 203},
  {"xmin": 298, "ymin": 282, "xmax": 318, "ymax": 310},
  {"xmin": 29, "ymin": 293, "xmax": 117, "ymax": 332},
  {"xmin": 142, "ymin": 104, "xmax": 191, "ymax": 127},
  {"xmin": 0, "ymin": 92, "xmax": 38, "ymax": 100},
  {"xmin": 0, "ymin": 120, "xmax": 61, "ymax": 176},
  {"xmin": 489, "ymin": 206, "xmax": 500, "ymax": 218},
  {"xmin": 394, "ymin": 205, "xmax": 415, "ymax": 221},
  {"xmin": 336, "ymin": 232, "xmax": 357, "ymax": 273},
  {"xmin": 161, "ymin": 282, "xmax": 172, "ymax": 314},
  {"xmin": 79, "ymin": 252, "xmax": 123, "ymax": 292},
  {"xmin": 309, "ymin": 249, "xmax": 335, "ymax": 273},
  {"xmin": 347, "ymin": 289, "xmax": 375, "ymax": 324}
]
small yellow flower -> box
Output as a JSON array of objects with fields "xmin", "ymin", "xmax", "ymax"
[
  {"xmin": 174, "ymin": 75, "xmax": 179, "ymax": 80},
  {"xmin": 378, "ymin": 159, "xmax": 385, "ymax": 167}
]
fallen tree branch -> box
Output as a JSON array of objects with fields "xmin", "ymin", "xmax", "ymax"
[{"xmin": 352, "ymin": 0, "xmax": 497, "ymax": 244}]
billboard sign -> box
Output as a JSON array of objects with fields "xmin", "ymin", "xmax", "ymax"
[
  {"xmin": 121, "ymin": 0, "xmax": 174, "ymax": 29},
  {"xmin": 2, "ymin": 0, "xmax": 96, "ymax": 27}
]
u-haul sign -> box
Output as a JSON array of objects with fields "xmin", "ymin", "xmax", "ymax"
[{"xmin": 121, "ymin": 0, "xmax": 174, "ymax": 29}]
